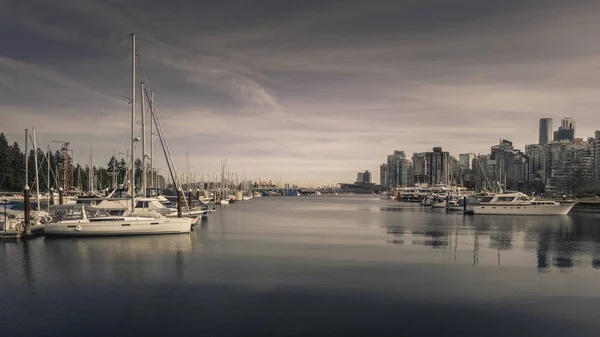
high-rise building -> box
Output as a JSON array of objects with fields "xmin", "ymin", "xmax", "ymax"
[
  {"xmin": 356, "ymin": 170, "xmax": 372, "ymax": 184},
  {"xmin": 363, "ymin": 170, "xmax": 372, "ymax": 183},
  {"xmin": 380, "ymin": 163, "xmax": 388, "ymax": 186},
  {"xmin": 553, "ymin": 117, "xmax": 576, "ymax": 142},
  {"xmin": 426, "ymin": 147, "xmax": 449, "ymax": 185},
  {"xmin": 387, "ymin": 151, "xmax": 412, "ymax": 188},
  {"xmin": 539, "ymin": 118, "xmax": 553, "ymax": 145},
  {"xmin": 594, "ymin": 131, "xmax": 600, "ymax": 182},
  {"xmin": 459, "ymin": 153, "xmax": 476, "ymax": 170},
  {"xmin": 525, "ymin": 144, "xmax": 545, "ymax": 182},
  {"xmin": 412, "ymin": 152, "xmax": 427, "ymax": 185}
]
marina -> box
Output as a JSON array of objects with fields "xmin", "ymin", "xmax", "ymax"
[{"xmin": 2, "ymin": 195, "xmax": 600, "ymax": 337}]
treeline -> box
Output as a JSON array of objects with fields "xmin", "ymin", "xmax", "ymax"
[{"xmin": 0, "ymin": 133, "xmax": 166, "ymax": 192}]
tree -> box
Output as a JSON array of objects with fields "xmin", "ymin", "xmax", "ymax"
[
  {"xmin": 118, "ymin": 158, "xmax": 127, "ymax": 185},
  {"xmin": 0, "ymin": 133, "xmax": 9, "ymax": 190},
  {"xmin": 134, "ymin": 158, "xmax": 143, "ymax": 187},
  {"xmin": 7, "ymin": 142, "xmax": 25, "ymax": 191}
]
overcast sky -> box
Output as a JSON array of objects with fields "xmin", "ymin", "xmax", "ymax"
[{"xmin": 2, "ymin": 0, "xmax": 600, "ymax": 185}]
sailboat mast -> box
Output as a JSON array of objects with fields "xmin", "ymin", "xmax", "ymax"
[
  {"xmin": 149, "ymin": 91, "xmax": 154, "ymax": 189},
  {"xmin": 32, "ymin": 128, "xmax": 41, "ymax": 207},
  {"xmin": 47, "ymin": 145, "xmax": 51, "ymax": 211},
  {"xmin": 130, "ymin": 33, "xmax": 136, "ymax": 212},
  {"xmin": 141, "ymin": 81, "xmax": 147, "ymax": 197}
]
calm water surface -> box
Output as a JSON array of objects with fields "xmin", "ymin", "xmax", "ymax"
[{"xmin": 1, "ymin": 195, "xmax": 600, "ymax": 336}]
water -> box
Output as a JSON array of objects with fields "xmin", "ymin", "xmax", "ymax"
[{"xmin": 1, "ymin": 195, "xmax": 600, "ymax": 336}]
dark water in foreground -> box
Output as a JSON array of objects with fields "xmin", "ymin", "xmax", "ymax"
[{"xmin": 1, "ymin": 195, "xmax": 600, "ymax": 336}]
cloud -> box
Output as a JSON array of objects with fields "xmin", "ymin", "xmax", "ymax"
[{"xmin": 2, "ymin": 0, "xmax": 600, "ymax": 184}]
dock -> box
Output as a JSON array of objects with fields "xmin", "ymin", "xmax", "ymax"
[{"xmin": 0, "ymin": 225, "xmax": 45, "ymax": 241}]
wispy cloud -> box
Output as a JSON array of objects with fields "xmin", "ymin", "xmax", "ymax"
[{"xmin": 2, "ymin": 0, "xmax": 600, "ymax": 184}]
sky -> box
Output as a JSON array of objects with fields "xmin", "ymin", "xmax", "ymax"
[{"xmin": 2, "ymin": 0, "xmax": 600, "ymax": 186}]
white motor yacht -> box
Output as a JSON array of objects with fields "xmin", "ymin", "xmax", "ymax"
[{"xmin": 466, "ymin": 192, "xmax": 575, "ymax": 215}]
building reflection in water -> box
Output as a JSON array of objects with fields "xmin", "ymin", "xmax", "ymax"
[{"xmin": 383, "ymin": 212, "xmax": 600, "ymax": 271}]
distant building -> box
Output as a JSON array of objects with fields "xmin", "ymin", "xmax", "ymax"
[
  {"xmin": 364, "ymin": 170, "xmax": 372, "ymax": 183},
  {"xmin": 459, "ymin": 153, "xmax": 475, "ymax": 170},
  {"xmin": 594, "ymin": 131, "xmax": 600, "ymax": 182},
  {"xmin": 488, "ymin": 139, "xmax": 529, "ymax": 191},
  {"xmin": 539, "ymin": 118, "xmax": 553, "ymax": 145},
  {"xmin": 387, "ymin": 150, "xmax": 412, "ymax": 188},
  {"xmin": 412, "ymin": 152, "xmax": 427, "ymax": 185},
  {"xmin": 379, "ymin": 163, "xmax": 387, "ymax": 186},
  {"xmin": 356, "ymin": 171, "xmax": 372, "ymax": 183},
  {"xmin": 426, "ymin": 147, "xmax": 449, "ymax": 185},
  {"xmin": 525, "ymin": 144, "xmax": 545, "ymax": 182},
  {"xmin": 553, "ymin": 117, "xmax": 576, "ymax": 142}
]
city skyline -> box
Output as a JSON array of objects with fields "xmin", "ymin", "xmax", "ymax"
[{"xmin": 3, "ymin": 1, "xmax": 600, "ymax": 185}]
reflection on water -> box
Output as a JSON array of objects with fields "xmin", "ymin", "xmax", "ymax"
[
  {"xmin": 2, "ymin": 195, "xmax": 600, "ymax": 337},
  {"xmin": 381, "ymin": 206, "xmax": 600, "ymax": 271}
]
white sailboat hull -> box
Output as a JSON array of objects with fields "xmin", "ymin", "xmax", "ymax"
[
  {"xmin": 467, "ymin": 204, "xmax": 574, "ymax": 215},
  {"xmin": 45, "ymin": 217, "xmax": 191, "ymax": 236}
]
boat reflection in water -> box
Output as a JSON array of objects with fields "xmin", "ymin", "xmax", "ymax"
[{"xmin": 382, "ymin": 210, "xmax": 600, "ymax": 271}]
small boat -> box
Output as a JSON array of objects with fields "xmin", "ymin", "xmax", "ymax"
[{"xmin": 446, "ymin": 199, "xmax": 465, "ymax": 212}]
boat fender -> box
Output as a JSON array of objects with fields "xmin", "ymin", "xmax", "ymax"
[{"xmin": 75, "ymin": 221, "xmax": 82, "ymax": 231}]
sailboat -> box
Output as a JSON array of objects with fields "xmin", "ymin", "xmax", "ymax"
[{"xmin": 45, "ymin": 33, "xmax": 192, "ymax": 236}]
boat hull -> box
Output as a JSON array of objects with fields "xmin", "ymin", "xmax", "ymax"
[
  {"xmin": 467, "ymin": 203, "xmax": 575, "ymax": 215},
  {"xmin": 44, "ymin": 218, "xmax": 191, "ymax": 236}
]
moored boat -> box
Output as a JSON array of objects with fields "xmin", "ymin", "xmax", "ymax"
[{"xmin": 466, "ymin": 191, "xmax": 575, "ymax": 215}]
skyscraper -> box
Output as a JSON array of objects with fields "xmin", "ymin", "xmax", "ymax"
[
  {"xmin": 553, "ymin": 117, "xmax": 575, "ymax": 142},
  {"xmin": 539, "ymin": 118, "xmax": 553, "ymax": 145},
  {"xmin": 387, "ymin": 151, "xmax": 411, "ymax": 188},
  {"xmin": 426, "ymin": 147, "xmax": 449, "ymax": 185},
  {"xmin": 380, "ymin": 163, "xmax": 387, "ymax": 186}
]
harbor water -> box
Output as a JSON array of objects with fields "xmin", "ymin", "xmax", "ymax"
[{"xmin": 1, "ymin": 195, "xmax": 600, "ymax": 336}]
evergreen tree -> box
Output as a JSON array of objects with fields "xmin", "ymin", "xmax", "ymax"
[
  {"xmin": 118, "ymin": 158, "xmax": 127, "ymax": 185},
  {"xmin": 134, "ymin": 158, "xmax": 143, "ymax": 187},
  {"xmin": 0, "ymin": 133, "xmax": 9, "ymax": 190}
]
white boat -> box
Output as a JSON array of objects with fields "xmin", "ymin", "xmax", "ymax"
[
  {"xmin": 466, "ymin": 191, "xmax": 575, "ymax": 215},
  {"xmin": 45, "ymin": 204, "xmax": 191, "ymax": 236},
  {"xmin": 446, "ymin": 199, "xmax": 465, "ymax": 212},
  {"xmin": 45, "ymin": 34, "xmax": 195, "ymax": 236},
  {"xmin": 242, "ymin": 196, "xmax": 251, "ymax": 201},
  {"xmin": 218, "ymin": 199, "xmax": 229, "ymax": 205},
  {"xmin": 432, "ymin": 201, "xmax": 446, "ymax": 209}
]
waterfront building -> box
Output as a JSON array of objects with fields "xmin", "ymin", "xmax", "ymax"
[
  {"xmin": 539, "ymin": 118, "xmax": 553, "ymax": 145},
  {"xmin": 553, "ymin": 117, "xmax": 576, "ymax": 142},
  {"xmin": 473, "ymin": 154, "xmax": 493, "ymax": 192},
  {"xmin": 488, "ymin": 140, "xmax": 528, "ymax": 191},
  {"xmin": 356, "ymin": 170, "xmax": 372, "ymax": 184},
  {"xmin": 426, "ymin": 147, "xmax": 449, "ymax": 185},
  {"xmin": 458, "ymin": 153, "xmax": 476, "ymax": 189},
  {"xmin": 459, "ymin": 153, "xmax": 475, "ymax": 170},
  {"xmin": 379, "ymin": 163, "xmax": 387, "ymax": 187},
  {"xmin": 387, "ymin": 151, "xmax": 412, "ymax": 188},
  {"xmin": 525, "ymin": 144, "xmax": 545, "ymax": 192},
  {"xmin": 412, "ymin": 152, "xmax": 427, "ymax": 185},
  {"xmin": 593, "ymin": 131, "xmax": 600, "ymax": 182}
]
